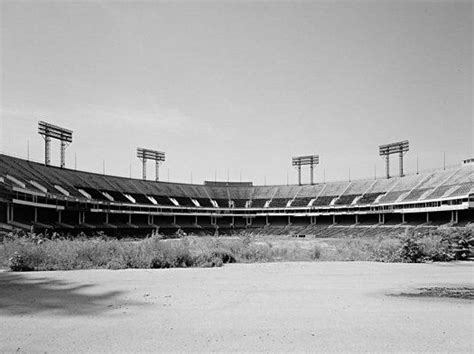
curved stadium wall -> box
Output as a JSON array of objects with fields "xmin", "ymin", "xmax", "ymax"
[{"xmin": 0, "ymin": 154, "xmax": 472, "ymax": 235}]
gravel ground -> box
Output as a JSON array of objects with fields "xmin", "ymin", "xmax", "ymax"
[{"xmin": 1, "ymin": 261, "xmax": 473, "ymax": 353}]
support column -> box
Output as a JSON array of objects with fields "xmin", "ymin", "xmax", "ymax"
[
  {"xmin": 355, "ymin": 214, "xmax": 359, "ymax": 224},
  {"xmin": 288, "ymin": 215, "xmax": 291, "ymax": 226},
  {"xmin": 332, "ymin": 214, "xmax": 336, "ymax": 225},
  {"xmin": 60, "ymin": 140, "xmax": 66, "ymax": 168},
  {"xmin": 402, "ymin": 213, "xmax": 405, "ymax": 223},
  {"xmin": 173, "ymin": 215, "xmax": 176, "ymax": 225},
  {"xmin": 298, "ymin": 165, "xmax": 302, "ymax": 186},
  {"xmin": 426, "ymin": 212, "xmax": 429, "ymax": 223},
  {"xmin": 455, "ymin": 210, "xmax": 458, "ymax": 224},
  {"xmin": 34, "ymin": 207, "xmax": 38, "ymax": 223},
  {"xmin": 128, "ymin": 214, "xmax": 132, "ymax": 224},
  {"xmin": 155, "ymin": 161, "xmax": 160, "ymax": 182},
  {"xmin": 44, "ymin": 136, "xmax": 51, "ymax": 166},
  {"xmin": 399, "ymin": 151, "xmax": 404, "ymax": 177},
  {"xmin": 105, "ymin": 213, "xmax": 109, "ymax": 224},
  {"xmin": 385, "ymin": 155, "xmax": 390, "ymax": 179},
  {"xmin": 310, "ymin": 163, "xmax": 314, "ymax": 185},
  {"xmin": 266, "ymin": 215, "xmax": 269, "ymax": 226},
  {"xmin": 58, "ymin": 210, "xmax": 62, "ymax": 223}
]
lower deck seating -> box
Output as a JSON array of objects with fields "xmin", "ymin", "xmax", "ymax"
[
  {"xmin": 152, "ymin": 195, "xmax": 175, "ymax": 206},
  {"xmin": 174, "ymin": 197, "xmax": 196, "ymax": 207},
  {"xmin": 250, "ymin": 199, "xmax": 267, "ymax": 208},
  {"xmin": 402, "ymin": 188, "xmax": 431, "ymax": 202},
  {"xmin": 80, "ymin": 187, "xmax": 108, "ymax": 201},
  {"xmin": 130, "ymin": 193, "xmax": 154, "ymax": 204},
  {"xmin": 232, "ymin": 199, "xmax": 248, "ymax": 208},
  {"xmin": 195, "ymin": 198, "xmax": 214, "ymax": 208},
  {"xmin": 312, "ymin": 196, "xmax": 335, "ymax": 206},
  {"xmin": 214, "ymin": 199, "xmax": 230, "ymax": 208},
  {"xmin": 448, "ymin": 182, "xmax": 473, "ymax": 198},
  {"xmin": 378, "ymin": 190, "xmax": 405, "ymax": 203},
  {"xmin": 423, "ymin": 185, "xmax": 452, "ymax": 200},
  {"xmin": 269, "ymin": 198, "xmax": 289, "ymax": 208},
  {"xmin": 291, "ymin": 197, "xmax": 312, "ymax": 207},
  {"xmin": 356, "ymin": 193, "xmax": 383, "ymax": 205},
  {"xmin": 106, "ymin": 190, "xmax": 130, "ymax": 203},
  {"xmin": 335, "ymin": 195, "xmax": 357, "ymax": 205}
]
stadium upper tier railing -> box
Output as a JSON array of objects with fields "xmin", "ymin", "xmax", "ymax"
[{"xmin": 0, "ymin": 154, "xmax": 472, "ymax": 212}]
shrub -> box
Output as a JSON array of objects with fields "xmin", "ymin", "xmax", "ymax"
[{"xmin": 8, "ymin": 252, "xmax": 32, "ymax": 271}]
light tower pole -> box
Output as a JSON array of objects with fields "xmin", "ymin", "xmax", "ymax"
[
  {"xmin": 38, "ymin": 121, "xmax": 73, "ymax": 168},
  {"xmin": 142, "ymin": 156, "xmax": 147, "ymax": 180},
  {"xmin": 379, "ymin": 140, "xmax": 409, "ymax": 179},
  {"xmin": 137, "ymin": 148, "xmax": 166, "ymax": 182},
  {"xmin": 44, "ymin": 136, "xmax": 51, "ymax": 166},
  {"xmin": 292, "ymin": 155, "xmax": 319, "ymax": 185}
]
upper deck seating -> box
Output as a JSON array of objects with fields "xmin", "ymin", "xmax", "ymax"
[
  {"xmin": 272, "ymin": 185, "xmax": 300, "ymax": 199},
  {"xmin": 341, "ymin": 180, "xmax": 374, "ymax": 196},
  {"xmin": 0, "ymin": 154, "xmax": 472, "ymax": 211},
  {"xmin": 318, "ymin": 182, "xmax": 348, "ymax": 197},
  {"xmin": 296, "ymin": 184, "xmax": 325, "ymax": 198}
]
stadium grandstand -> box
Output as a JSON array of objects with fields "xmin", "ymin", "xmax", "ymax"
[{"xmin": 0, "ymin": 149, "xmax": 472, "ymax": 236}]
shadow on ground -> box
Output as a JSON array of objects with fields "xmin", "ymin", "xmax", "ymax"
[{"xmin": 0, "ymin": 272, "xmax": 137, "ymax": 316}]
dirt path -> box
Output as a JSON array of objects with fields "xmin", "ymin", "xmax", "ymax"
[{"xmin": 1, "ymin": 262, "xmax": 473, "ymax": 352}]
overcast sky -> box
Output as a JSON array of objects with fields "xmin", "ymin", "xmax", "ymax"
[{"xmin": 1, "ymin": 0, "xmax": 472, "ymax": 185}]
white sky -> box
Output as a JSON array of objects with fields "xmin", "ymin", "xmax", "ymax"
[{"xmin": 1, "ymin": 0, "xmax": 472, "ymax": 185}]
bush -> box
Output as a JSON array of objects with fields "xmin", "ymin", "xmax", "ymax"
[{"xmin": 8, "ymin": 252, "xmax": 32, "ymax": 271}]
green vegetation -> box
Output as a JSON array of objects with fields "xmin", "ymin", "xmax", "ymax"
[{"xmin": 0, "ymin": 226, "xmax": 472, "ymax": 271}]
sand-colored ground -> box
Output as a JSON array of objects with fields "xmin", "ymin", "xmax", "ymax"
[{"xmin": 1, "ymin": 262, "xmax": 473, "ymax": 353}]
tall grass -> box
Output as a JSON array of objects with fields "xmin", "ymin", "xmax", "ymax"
[{"xmin": 1, "ymin": 226, "xmax": 471, "ymax": 271}]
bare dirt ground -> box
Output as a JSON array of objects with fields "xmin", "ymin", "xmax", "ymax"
[{"xmin": 1, "ymin": 262, "xmax": 473, "ymax": 353}]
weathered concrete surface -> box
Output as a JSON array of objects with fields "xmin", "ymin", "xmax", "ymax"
[{"xmin": 1, "ymin": 262, "xmax": 473, "ymax": 353}]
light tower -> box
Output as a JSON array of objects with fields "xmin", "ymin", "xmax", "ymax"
[
  {"xmin": 379, "ymin": 140, "xmax": 409, "ymax": 178},
  {"xmin": 292, "ymin": 155, "xmax": 319, "ymax": 185},
  {"xmin": 137, "ymin": 148, "xmax": 166, "ymax": 181},
  {"xmin": 38, "ymin": 121, "xmax": 73, "ymax": 168}
]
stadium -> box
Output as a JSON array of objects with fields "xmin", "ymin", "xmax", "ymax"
[
  {"xmin": 1, "ymin": 123, "xmax": 472, "ymax": 236},
  {"xmin": 1, "ymin": 1, "xmax": 473, "ymax": 352}
]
